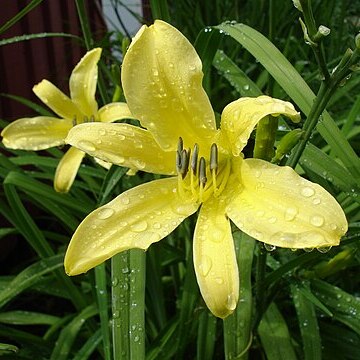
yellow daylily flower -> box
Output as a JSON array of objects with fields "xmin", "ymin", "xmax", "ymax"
[
  {"xmin": 64, "ymin": 21, "xmax": 348, "ymax": 318},
  {"xmin": 1, "ymin": 48, "xmax": 134, "ymax": 192}
]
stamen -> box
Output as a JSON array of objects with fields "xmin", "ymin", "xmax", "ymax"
[
  {"xmin": 210, "ymin": 143, "xmax": 218, "ymax": 173},
  {"xmin": 89, "ymin": 115, "xmax": 95, "ymax": 122},
  {"xmin": 199, "ymin": 157, "xmax": 207, "ymax": 186},
  {"xmin": 83, "ymin": 115, "xmax": 89, "ymax": 123},
  {"xmin": 72, "ymin": 115, "xmax": 77, "ymax": 127},
  {"xmin": 176, "ymin": 150, "xmax": 182, "ymax": 171},
  {"xmin": 177, "ymin": 137, "xmax": 183, "ymax": 154},
  {"xmin": 191, "ymin": 143, "xmax": 199, "ymax": 175},
  {"xmin": 180, "ymin": 149, "xmax": 190, "ymax": 178}
]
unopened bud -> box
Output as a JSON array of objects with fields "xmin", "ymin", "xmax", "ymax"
[{"xmin": 272, "ymin": 129, "xmax": 303, "ymax": 163}]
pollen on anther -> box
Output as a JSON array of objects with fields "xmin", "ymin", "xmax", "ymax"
[
  {"xmin": 210, "ymin": 143, "xmax": 218, "ymax": 172},
  {"xmin": 199, "ymin": 157, "xmax": 207, "ymax": 185},
  {"xmin": 191, "ymin": 143, "xmax": 199, "ymax": 174}
]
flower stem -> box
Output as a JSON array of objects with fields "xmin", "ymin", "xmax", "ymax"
[
  {"xmin": 224, "ymin": 232, "xmax": 255, "ymax": 360},
  {"xmin": 95, "ymin": 264, "xmax": 111, "ymax": 360},
  {"xmin": 286, "ymin": 81, "xmax": 335, "ymax": 169},
  {"xmin": 112, "ymin": 250, "xmax": 146, "ymax": 359}
]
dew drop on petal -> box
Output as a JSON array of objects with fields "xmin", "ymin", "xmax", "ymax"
[
  {"xmin": 198, "ymin": 255, "xmax": 212, "ymax": 277},
  {"xmin": 312, "ymin": 198, "xmax": 321, "ymax": 205},
  {"xmin": 215, "ymin": 277, "xmax": 224, "ymax": 284},
  {"xmin": 310, "ymin": 215, "xmax": 325, "ymax": 227},
  {"xmin": 268, "ymin": 217, "xmax": 277, "ymax": 224},
  {"xmin": 153, "ymin": 222, "xmax": 161, "ymax": 229},
  {"xmin": 317, "ymin": 246, "xmax": 332, "ymax": 253},
  {"xmin": 284, "ymin": 207, "xmax": 298, "ymax": 221},
  {"xmin": 97, "ymin": 207, "xmax": 115, "ymax": 220},
  {"xmin": 78, "ymin": 140, "xmax": 96, "ymax": 152},
  {"xmin": 226, "ymin": 293, "xmax": 237, "ymax": 311},
  {"xmin": 301, "ymin": 186, "xmax": 315, "ymax": 197},
  {"xmin": 130, "ymin": 221, "xmax": 148, "ymax": 232},
  {"xmin": 98, "ymin": 129, "xmax": 106, "ymax": 136},
  {"xmin": 121, "ymin": 197, "xmax": 130, "ymax": 205},
  {"xmin": 264, "ymin": 243, "xmax": 276, "ymax": 251}
]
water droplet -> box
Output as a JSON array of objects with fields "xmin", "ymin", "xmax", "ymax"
[
  {"xmin": 264, "ymin": 243, "xmax": 276, "ymax": 251},
  {"xmin": 78, "ymin": 140, "xmax": 96, "ymax": 152},
  {"xmin": 198, "ymin": 255, "xmax": 212, "ymax": 277},
  {"xmin": 312, "ymin": 198, "xmax": 321, "ymax": 205},
  {"xmin": 304, "ymin": 247, "xmax": 314, "ymax": 252},
  {"xmin": 153, "ymin": 222, "xmax": 161, "ymax": 229},
  {"xmin": 112, "ymin": 277, "xmax": 119, "ymax": 286},
  {"xmin": 112, "ymin": 310, "xmax": 120, "ymax": 319},
  {"xmin": 121, "ymin": 197, "xmax": 130, "ymax": 205},
  {"xmin": 122, "ymin": 267, "xmax": 129, "ymax": 274},
  {"xmin": 268, "ymin": 217, "xmax": 277, "ymax": 224},
  {"xmin": 285, "ymin": 207, "xmax": 298, "ymax": 221},
  {"xmin": 317, "ymin": 246, "xmax": 332, "ymax": 253},
  {"xmin": 310, "ymin": 215, "xmax": 325, "ymax": 227},
  {"xmin": 255, "ymin": 170, "xmax": 262, "ymax": 178},
  {"xmin": 301, "ymin": 186, "xmax": 315, "ymax": 197},
  {"xmin": 97, "ymin": 207, "xmax": 115, "ymax": 220},
  {"xmin": 131, "ymin": 221, "xmax": 148, "ymax": 232},
  {"xmin": 215, "ymin": 277, "xmax": 224, "ymax": 284},
  {"xmin": 226, "ymin": 293, "xmax": 237, "ymax": 311},
  {"xmin": 98, "ymin": 129, "xmax": 106, "ymax": 136}
]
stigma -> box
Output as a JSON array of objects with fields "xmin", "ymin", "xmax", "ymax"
[{"xmin": 176, "ymin": 137, "xmax": 230, "ymax": 203}]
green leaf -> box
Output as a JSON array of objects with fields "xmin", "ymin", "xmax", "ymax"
[
  {"xmin": 216, "ymin": 22, "xmax": 360, "ymax": 181},
  {"xmin": 0, "ymin": 32, "xmax": 79, "ymax": 46},
  {"xmin": 311, "ymin": 279, "xmax": 360, "ymax": 335},
  {"xmin": 258, "ymin": 302, "xmax": 297, "ymax": 360},
  {"xmin": 0, "ymin": 343, "xmax": 19, "ymax": 355},
  {"xmin": 291, "ymin": 283, "xmax": 322, "ymax": 360},
  {"xmin": 0, "ymin": 255, "xmax": 64, "ymax": 308},
  {"xmin": 0, "ymin": 311, "xmax": 60, "ymax": 326},
  {"xmin": 0, "ymin": 0, "xmax": 44, "ymax": 35},
  {"xmin": 224, "ymin": 232, "xmax": 255, "ymax": 360},
  {"xmin": 72, "ymin": 329, "xmax": 102, "ymax": 360},
  {"xmin": 50, "ymin": 305, "xmax": 98, "ymax": 360},
  {"xmin": 213, "ymin": 50, "xmax": 262, "ymax": 97}
]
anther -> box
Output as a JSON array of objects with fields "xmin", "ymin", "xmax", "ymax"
[
  {"xmin": 191, "ymin": 143, "xmax": 199, "ymax": 175},
  {"xmin": 177, "ymin": 137, "xmax": 183, "ymax": 154},
  {"xmin": 176, "ymin": 150, "xmax": 182, "ymax": 171},
  {"xmin": 83, "ymin": 115, "xmax": 89, "ymax": 123},
  {"xmin": 180, "ymin": 149, "xmax": 190, "ymax": 178},
  {"xmin": 210, "ymin": 143, "xmax": 218, "ymax": 173},
  {"xmin": 72, "ymin": 115, "xmax": 77, "ymax": 127},
  {"xmin": 199, "ymin": 157, "xmax": 207, "ymax": 185},
  {"xmin": 89, "ymin": 115, "xmax": 95, "ymax": 122}
]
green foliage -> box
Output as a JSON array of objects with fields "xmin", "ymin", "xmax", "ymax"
[{"xmin": 1, "ymin": 0, "xmax": 359, "ymax": 359}]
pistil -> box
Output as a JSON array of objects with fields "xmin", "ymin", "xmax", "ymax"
[{"xmin": 176, "ymin": 137, "xmax": 230, "ymax": 203}]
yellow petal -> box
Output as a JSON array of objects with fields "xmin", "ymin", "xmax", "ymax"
[
  {"xmin": 193, "ymin": 198, "xmax": 239, "ymax": 318},
  {"xmin": 69, "ymin": 48, "xmax": 102, "ymax": 116},
  {"xmin": 226, "ymin": 159, "xmax": 348, "ymax": 249},
  {"xmin": 1, "ymin": 116, "xmax": 72, "ymax": 150},
  {"xmin": 98, "ymin": 102, "xmax": 136, "ymax": 122},
  {"xmin": 65, "ymin": 177, "xmax": 199, "ymax": 275},
  {"xmin": 122, "ymin": 20, "xmax": 216, "ymax": 151},
  {"xmin": 94, "ymin": 157, "xmax": 112, "ymax": 169},
  {"xmin": 66, "ymin": 122, "xmax": 176, "ymax": 175},
  {"xmin": 54, "ymin": 147, "xmax": 85, "ymax": 193},
  {"xmin": 221, "ymin": 95, "xmax": 301, "ymax": 156},
  {"xmin": 33, "ymin": 80, "xmax": 83, "ymax": 120}
]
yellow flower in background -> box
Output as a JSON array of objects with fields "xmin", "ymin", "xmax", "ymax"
[
  {"xmin": 1, "ymin": 48, "xmax": 133, "ymax": 192},
  {"xmin": 64, "ymin": 21, "xmax": 348, "ymax": 318}
]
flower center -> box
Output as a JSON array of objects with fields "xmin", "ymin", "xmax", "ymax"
[
  {"xmin": 72, "ymin": 115, "xmax": 96, "ymax": 126},
  {"xmin": 176, "ymin": 137, "xmax": 231, "ymax": 203}
]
